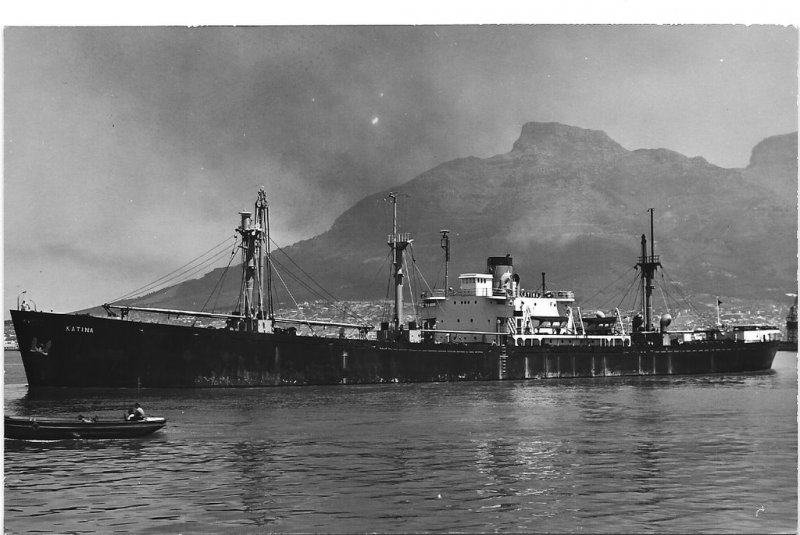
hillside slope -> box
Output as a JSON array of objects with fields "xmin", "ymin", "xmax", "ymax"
[{"xmin": 125, "ymin": 122, "xmax": 798, "ymax": 314}]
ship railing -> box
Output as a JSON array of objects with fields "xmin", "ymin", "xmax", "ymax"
[
  {"xmin": 434, "ymin": 288, "xmax": 575, "ymax": 300},
  {"xmin": 445, "ymin": 289, "xmax": 498, "ymax": 298},
  {"xmin": 387, "ymin": 232, "xmax": 412, "ymax": 245},
  {"xmin": 516, "ymin": 289, "xmax": 575, "ymax": 299},
  {"xmin": 637, "ymin": 254, "xmax": 661, "ymax": 265},
  {"xmin": 420, "ymin": 328, "xmax": 507, "ymax": 335}
]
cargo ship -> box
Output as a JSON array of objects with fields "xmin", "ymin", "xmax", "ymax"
[{"xmin": 10, "ymin": 190, "xmax": 780, "ymax": 388}]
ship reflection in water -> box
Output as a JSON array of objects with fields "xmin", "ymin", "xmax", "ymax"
[{"xmin": 4, "ymin": 351, "xmax": 796, "ymax": 533}]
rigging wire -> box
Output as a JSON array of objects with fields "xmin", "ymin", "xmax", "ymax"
[
  {"xmin": 660, "ymin": 267, "xmax": 715, "ymax": 327},
  {"xmin": 403, "ymin": 252, "xmax": 417, "ymax": 320},
  {"xmin": 368, "ymin": 250, "xmax": 392, "ymax": 286},
  {"xmin": 382, "ymin": 249, "xmax": 394, "ymax": 323},
  {"xmin": 122, "ymin": 245, "xmax": 235, "ymax": 306},
  {"xmin": 108, "ymin": 236, "xmax": 236, "ymax": 304},
  {"xmin": 657, "ymin": 274, "xmax": 671, "ymax": 315},
  {"xmin": 199, "ymin": 244, "xmax": 240, "ymax": 315},
  {"xmin": 268, "ymin": 256, "xmax": 328, "ymax": 301},
  {"xmin": 615, "ymin": 271, "xmax": 643, "ymax": 317},
  {"xmin": 268, "ymin": 236, "xmax": 355, "ymax": 308},
  {"xmin": 268, "ymin": 256, "xmax": 316, "ymax": 335},
  {"xmin": 110, "ymin": 237, "xmax": 235, "ymax": 303},
  {"xmin": 408, "ymin": 243, "xmax": 434, "ymax": 294},
  {"xmin": 431, "ymin": 262, "xmax": 445, "ymax": 292},
  {"xmin": 101, "ymin": 191, "xmax": 414, "ymax": 329},
  {"xmin": 265, "ymin": 241, "xmax": 339, "ymax": 308},
  {"xmin": 267, "ymin": 254, "xmax": 369, "ymax": 325},
  {"xmin": 169, "ymin": 247, "xmax": 237, "ymax": 291},
  {"xmin": 578, "ymin": 265, "xmax": 639, "ymax": 308},
  {"xmin": 270, "ymin": 238, "xmax": 376, "ymax": 322}
]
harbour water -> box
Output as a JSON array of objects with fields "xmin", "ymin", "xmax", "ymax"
[{"xmin": 4, "ymin": 350, "xmax": 797, "ymax": 533}]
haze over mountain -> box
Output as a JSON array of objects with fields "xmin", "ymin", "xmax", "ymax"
[{"xmin": 122, "ymin": 122, "xmax": 798, "ymax": 316}]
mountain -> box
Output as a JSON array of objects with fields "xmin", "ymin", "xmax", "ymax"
[
  {"xmin": 125, "ymin": 122, "xmax": 798, "ymax": 315},
  {"xmin": 742, "ymin": 132, "xmax": 798, "ymax": 202}
]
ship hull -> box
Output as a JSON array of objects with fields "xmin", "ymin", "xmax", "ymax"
[{"xmin": 11, "ymin": 310, "xmax": 779, "ymax": 388}]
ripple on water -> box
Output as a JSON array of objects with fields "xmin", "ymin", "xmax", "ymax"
[{"xmin": 4, "ymin": 356, "xmax": 797, "ymax": 533}]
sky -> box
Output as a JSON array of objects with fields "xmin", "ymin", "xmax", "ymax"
[{"xmin": 3, "ymin": 11, "xmax": 799, "ymax": 318}]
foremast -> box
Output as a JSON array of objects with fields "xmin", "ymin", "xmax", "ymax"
[
  {"xmin": 103, "ymin": 189, "xmax": 370, "ymax": 334},
  {"xmin": 236, "ymin": 188, "xmax": 272, "ymax": 333},
  {"xmin": 102, "ymin": 190, "xmax": 273, "ymax": 329},
  {"xmin": 636, "ymin": 208, "xmax": 661, "ymax": 331}
]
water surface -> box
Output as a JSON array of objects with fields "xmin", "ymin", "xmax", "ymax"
[{"xmin": 4, "ymin": 351, "xmax": 797, "ymax": 533}]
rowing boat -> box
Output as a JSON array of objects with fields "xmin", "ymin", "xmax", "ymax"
[{"xmin": 4, "ymin": 415, "xmax": 166, "ymax": 440}]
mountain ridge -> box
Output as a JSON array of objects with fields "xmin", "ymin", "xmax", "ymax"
[{"xmin": 116, "ymin": 121, "xmax": 798, "ymax": 316}]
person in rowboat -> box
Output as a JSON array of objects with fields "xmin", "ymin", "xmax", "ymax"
[{"xmin": 126, "ymin": 403, "xmax": 146, "ymax": 421}]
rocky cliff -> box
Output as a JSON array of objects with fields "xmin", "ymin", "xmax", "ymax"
[{"xmin": 128, "ymin": 122, "xmax": 798, "ymax": 313}]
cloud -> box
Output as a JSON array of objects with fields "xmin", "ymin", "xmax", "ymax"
[{"xmin": 4, "ymin": 25, "xmax": 797, "ymax": 314}]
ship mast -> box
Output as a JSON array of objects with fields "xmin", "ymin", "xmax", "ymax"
[
  {"xmin": 440, "ymin": 229, "xmax": 450, "ymax": 296},
  {"xmin": 258, "ymin": 189, "xmax": 274, "ymax": 321},
  {"xmin": 386, "ymin": 192, "xmax": 411, "ymax": 330},
  {"xmin": 237, "ymin": 188, "xmax": 269, "ymax": 332},
  {"xmin": 637, "ymin": 208, "xmax": 661, "ymax": 331}
]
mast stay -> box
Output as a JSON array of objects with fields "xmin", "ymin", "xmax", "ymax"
[{"xmin": 104, "ymin": 188, "xmax": 372, "ymax": 334}]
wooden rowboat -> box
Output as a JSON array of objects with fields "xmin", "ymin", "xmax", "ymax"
[{"xmin": 4, "ymin": 415, "xmax": 166, "ymax": 440}]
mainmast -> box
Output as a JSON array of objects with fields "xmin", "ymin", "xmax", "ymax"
[
  {"xmin": 637, "ymin": 208, "xmax": 661, "ymax": 331},
  {"xmin": 386, "ymin": 192, "xmax": 412, "ymax": 330}
]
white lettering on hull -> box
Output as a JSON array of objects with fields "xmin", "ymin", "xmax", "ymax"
[{"xmin": 65, "ymin": 326, "xmax": 94, "ymax": 334}]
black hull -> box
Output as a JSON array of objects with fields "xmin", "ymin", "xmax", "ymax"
[{"xmin": 11, "ymin": 310, "xmax": 779, "ymax": 388}]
